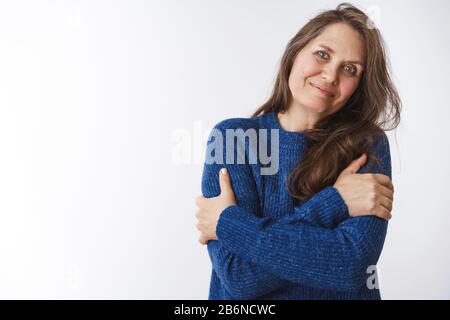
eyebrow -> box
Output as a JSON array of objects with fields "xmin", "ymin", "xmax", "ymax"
[{"xmin": 318, "ymin": 44, "xmax": 365, "ymax": 67}]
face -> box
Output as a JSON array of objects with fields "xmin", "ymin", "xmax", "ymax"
[{"xmin": 288, "ymin": 22, "xmax": 366, "ymax": 117}]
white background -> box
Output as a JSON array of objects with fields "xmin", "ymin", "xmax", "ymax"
[{"xmin": 0, "ymin": 0, "xmax": 449, "ymax": 299}]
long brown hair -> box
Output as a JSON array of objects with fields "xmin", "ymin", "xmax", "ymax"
[{"xmin": 251, "ymin": 2, "xmax": 401, "ymax": 203}]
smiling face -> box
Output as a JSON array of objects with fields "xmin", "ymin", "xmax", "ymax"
[{"xmin": 288, "ymin": 22, "xmax": 366, "ymax": 118}]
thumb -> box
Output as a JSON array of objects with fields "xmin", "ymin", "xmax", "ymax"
[
  {"xmin": 219, "ymin": 168, "xmax": 232, "ymax": 195},
  {"xmin": 342, "ymin": 153, "xmax": 367, "ymax": 175}
]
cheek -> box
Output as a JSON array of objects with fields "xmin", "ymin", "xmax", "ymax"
[
  {"xmin": 298, "ymin": 55, "xmax": 322, "ymax": 80},
  {"xmin": 338, "ymin": 78, "xmax": 359, "ymax": 100},
  {"xmin": 332, "ymin": 78, "xmax": 360, "ymax": 111},
  {"xmin": 290, "ymin": 55, "xmax": 321, "ymax": 88}
]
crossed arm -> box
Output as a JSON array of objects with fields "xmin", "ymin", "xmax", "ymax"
[{"xmin": 201, "ymin": 123, "xmax": 391, "ymax": 299}]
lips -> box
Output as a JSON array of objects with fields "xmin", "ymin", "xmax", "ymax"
[{"xmin": 310, "ymin": 82, "xmax": 334, "ymax": 97}]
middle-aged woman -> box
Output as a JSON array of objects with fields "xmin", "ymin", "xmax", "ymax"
[{"xmin": 195, "ymin": 2, "xmax": 401, "ymax": 300}]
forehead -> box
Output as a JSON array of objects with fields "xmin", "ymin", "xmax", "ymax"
[{"xmin": 308, "ymin": 23, "xmax": 365, "ymax": 61}]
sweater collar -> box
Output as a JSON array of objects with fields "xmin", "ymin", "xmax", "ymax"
[{"xmin": 264, "ymin": 111, "xmax": 306, "ymax": 148}]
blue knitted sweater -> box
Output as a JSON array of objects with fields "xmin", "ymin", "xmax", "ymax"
[{"xmin": 201, "ymin": 111, "xmax": 391, "ymax": 300}]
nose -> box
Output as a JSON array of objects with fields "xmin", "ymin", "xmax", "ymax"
[{"xmin": 321, "ymin": 64, "xmax": 339, "ymax": 86}]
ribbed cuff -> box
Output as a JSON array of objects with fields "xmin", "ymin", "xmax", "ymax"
[{"xmin": 307, "ymin": 186, "xmax": 350, "ymax": 225}]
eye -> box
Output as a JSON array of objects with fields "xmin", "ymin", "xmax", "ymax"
[
  {"xmin": 343, "ymin": 65, "xmax": 357, "ymax": 76},
  {"xmin": 314, "ymin": 50, "xmax": 329, "ymax": 60}
]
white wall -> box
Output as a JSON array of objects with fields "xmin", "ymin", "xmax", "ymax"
[{"xmin": 0, "ymin": 0, "xmax": 448, "ymax": 299}]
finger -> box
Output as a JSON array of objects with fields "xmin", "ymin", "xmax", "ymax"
[
  {"xmin": 219, "ymin": 167, "xmax": 233, "ymax": 195},
  {"xmin": 372, "ymin": 205, "xmax": 392, "ymax": 221},
  {"xmin": 343, "ymin": 153, "xmax": 367, "ymax": 175},
  {"xmin": 195, "ymin": 209, "xmax": 206, "ymax": 220},
  {"xmin": 372, "ymin": 174, "xmax": 394, "ymax": 193},
  {"xmin": 354, "ymin": 153, "xmax": 368, "ymax": 172},
  {"xmin": 376, "ymin": 194, "xmax": 393, "ymax": 212},
  {"xmin": 375, "ymin": 184, "xmax": 394, "ymax": 202},
  {"xmin": 198, "ymin": 236, "xmax": 207, "ymax": 245},
  {"xmin": 195, "ymin": 196, "xmax": 205, "ymax": 207},
  {"xmin": 195, "ymin": 210, "xmax": 200, "ymax": 219}
]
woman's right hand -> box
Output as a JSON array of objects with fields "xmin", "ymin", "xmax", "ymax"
[{"xmin": 333, "ymin": 153, "xmax": 394, "ymax": 221}]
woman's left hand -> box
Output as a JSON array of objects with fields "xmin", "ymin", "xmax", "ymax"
[{"xmin": 195, "ymin": 168, "xmax": 237, "ymax": 245}]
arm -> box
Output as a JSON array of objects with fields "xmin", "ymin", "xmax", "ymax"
[
  {"xmin": 291, "ymin": 186, "xmax": 349, "ymax": 228},
  {"xmin": 202, "ymin": 120, "xmax": 354, "ymax": 298},
  {"xmin": 215, "ymin": 132, "xmax": 392, "ymax": 292}
]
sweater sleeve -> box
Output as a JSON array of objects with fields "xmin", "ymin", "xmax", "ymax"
[
  {"xmin": 291, "ymin": 185, "xmax": 349, "ymax": 228},
  {"xmin": 215, "ymin": 132, "xmax": 392, "ymax": 292}
]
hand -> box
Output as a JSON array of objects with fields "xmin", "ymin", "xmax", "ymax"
[
  {"xmin": 333, "ymin": 153, "xmax": 395, "ymax": 221},
  {"xmin": 195, "ymin": 168, "xmax": 237, "ymax": 245}
]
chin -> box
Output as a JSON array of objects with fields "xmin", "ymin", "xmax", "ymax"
[{"xmin": 298, "ymin": 97, "xmax": 331, "ymax": 113}]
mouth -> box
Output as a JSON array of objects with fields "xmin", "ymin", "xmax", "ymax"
[{"xmin": 310, "ymin": 82, "xmax": 334, "ymax": 98}]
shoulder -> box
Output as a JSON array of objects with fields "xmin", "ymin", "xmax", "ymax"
[
  {"xmin": 360, "ymin": 130, "xmax": 392, "ymax": 178},
  {"xmin": 370, "ymin": 130, "xmax": 391, "ymax": 162},
  {"xmin": 372, "ymin": 130, "xmax": 390, "ymax": 148}
]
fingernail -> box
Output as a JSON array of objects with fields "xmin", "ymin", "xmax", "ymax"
[{"xmin": 220, "ymin": 168, "xmax": 227, "ymax": 175}]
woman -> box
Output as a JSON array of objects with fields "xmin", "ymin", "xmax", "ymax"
[{"xmin": 195, "ymin": 3, "xmax": 401, "ymax": 300}]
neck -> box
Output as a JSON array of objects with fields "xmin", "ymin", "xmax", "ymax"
[{"xmin": 278, "ymin": 104, "xmax": 322, "ymax": 132}]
